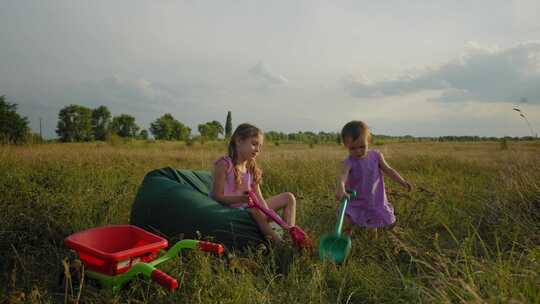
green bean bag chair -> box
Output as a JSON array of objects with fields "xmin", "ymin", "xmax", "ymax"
[{"xmin": 130, "ymin": 167, "xmax": 275, "ymax": 250}]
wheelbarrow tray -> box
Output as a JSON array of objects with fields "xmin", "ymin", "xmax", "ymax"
[{"xmin": 64, "ymin": 225, "xmax": 168, "ymax": 275}]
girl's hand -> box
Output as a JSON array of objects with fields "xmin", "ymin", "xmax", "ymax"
[{"xmin": 237, "ymin": 194, "xmax": 251, "ymax": 203}]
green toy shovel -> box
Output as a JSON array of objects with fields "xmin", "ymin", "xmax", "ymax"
[{"xmin": 319, "ymin": 190, "xmax": 356, "ymax": 263}]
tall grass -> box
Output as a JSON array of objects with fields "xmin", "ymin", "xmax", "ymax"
[{"xmin": 1, "ymin": 141, "xmax": 539, "ymax": 303}]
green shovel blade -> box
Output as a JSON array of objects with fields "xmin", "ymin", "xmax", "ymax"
[
  {"xmin": 319, "ymin": 190, "xmax": 356, "ymax": 263},
  {"xmin": 319, "ymin": 233, "xmax": 351, "ymax": 263}
]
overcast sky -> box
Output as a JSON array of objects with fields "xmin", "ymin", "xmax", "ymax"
[{"xmin": 1, "ymin": 0, "xmax": 539, "ymax": 138}]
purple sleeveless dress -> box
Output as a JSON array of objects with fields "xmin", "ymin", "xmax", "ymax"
[
  {"xmin": 343, "ymin": 150, "xmax": 395, "ymax": 228},
  {"xmin": 209, "ymin": 156, "xmax": 252, "ymax": 209}
]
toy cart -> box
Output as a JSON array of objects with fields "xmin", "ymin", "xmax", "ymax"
[{"xmin": 64, "ymin": 225, "xmax": 224, "ymax": 291}]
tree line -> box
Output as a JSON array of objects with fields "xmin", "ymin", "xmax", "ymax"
[
  {"xmin": 54, "ymin": 104, "xmax": 231, "ymax": 143},
  {"xmin": 1, "ymin": 96, "xmax": 538, "ymax": 145},
  {"xmin": 0, "ymin": 97, "xmax": 233, "ymax": 144}
]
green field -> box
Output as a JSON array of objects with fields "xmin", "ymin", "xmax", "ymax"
[{"xmin": 1, "ymin": 141, "xmax": 539, "ymax": 303}]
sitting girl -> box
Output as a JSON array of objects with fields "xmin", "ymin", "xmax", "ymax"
[{"xmin": 210, "ymin": 123, "xmax": 296, "ymax": 244}]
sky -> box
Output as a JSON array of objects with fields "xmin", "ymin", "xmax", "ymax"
[{"xmin": 1, "ymin": 0, "xmax": 539, "ymax": 138}]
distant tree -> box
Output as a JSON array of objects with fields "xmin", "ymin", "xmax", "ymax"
[
  {"xmin": 0, "ymin": 95, "xmax": 30, "ymax": 144},
  {"xmin": 150, "ymin": 114, "xmax": 173, "ymax": 140},
  {"xmin": 197, "ymin": 124, "xmax": 211, "ymax": 143},
  {"xmin": 139, "ymin": 129, "xmax": 149, "ymax": 140},
  {"xmin": 91, "ymin": 105, "xmax": 111, "ymax": 141},
  {"xmin": 56, "ymin": 104, "xmax": 93, "ymax": 142},
  {"xmin": 209, "ymin": 120, "xmax": 224, "ymax": 138},
  {"xmin": 170, "ymin": 121, "xmax": 191, "ymax": 141},
  {"xmin": 265, "ymin": 131, "xmax": 279, "ymax": 141},
  {"xmin": 288, "ymin": 133, "xmax": 298, "ymax": 141},
  {"xmin": 225, "ymin": 111, "xmax": 232, "ymax": 138},
  {"xmin": 110, "ymin": 114, "xmax": 139, "ymax": 138},
  {"xmin": 150, "ymin": 114, "xmax": 191, "ymax": 140},
  {"xmin": 198, "ymin": 120, "xmax": 224, "ymax": 140}
]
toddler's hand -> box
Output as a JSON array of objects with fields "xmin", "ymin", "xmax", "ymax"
[
  {"xmin": 335, "ymin": 188, "xmax": 350, "ymax": 201},
  {"xmin": 403, "ymin": 181, "xmax": 413, "ymax": 192}
]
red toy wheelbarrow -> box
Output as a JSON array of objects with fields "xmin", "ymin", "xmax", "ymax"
[
  {"xmin": 64, "ymin": 225, "xmax": 224, "ymax": 291},
  {"xmin": 246, "ymin": 191, "xmax": 313, "ymax": 251}
]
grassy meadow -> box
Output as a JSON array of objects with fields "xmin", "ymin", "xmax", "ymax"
[{"xmin": 1, "ymin": 140, "xmax": 539, "ymax": 303}]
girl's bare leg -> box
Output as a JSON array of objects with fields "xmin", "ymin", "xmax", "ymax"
[
  {"xmin": 266, "ymin": 192, "xmax": 296, "ymax": 226},
  {"xmin": 249, "ymin": 209, "xmax": 282, "ymax": 243}
]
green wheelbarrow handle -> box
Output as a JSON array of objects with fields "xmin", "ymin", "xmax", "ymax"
[{"xmin": 85, "ymin": 239, "xmax": 224, "ymax": 291}]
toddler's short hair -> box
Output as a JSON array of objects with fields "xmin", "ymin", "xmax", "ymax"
[{"xmin": 341, "ymin": 121, "xmax": 370, "ymax": 142}]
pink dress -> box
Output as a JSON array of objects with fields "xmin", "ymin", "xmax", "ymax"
[
  {"xmin": 343, "ymin": 150, "xmax": 396, "ymax": 228},
  {"xmin": 210, "ymin": 156, "xmax": 252, "ymax": 208}
]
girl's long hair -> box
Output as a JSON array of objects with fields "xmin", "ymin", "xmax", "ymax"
[{"xmin": 227, "ymin": 123, "xmax": 263, "ymax": 189}]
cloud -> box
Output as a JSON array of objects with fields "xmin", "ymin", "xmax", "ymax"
[
  {"xmin": 343, "ymin": 42, "xmax": 540, "ymax": 104},
  {"xmin": 249, "ymin": 61, "xmax": 289, "ymax": 87},
  {"xmin": 56, "ymin": 76, "xmax": 233, "ymax": 115},
  {"xmin": 52, "ymin": 76, "xmax": 187, "ymax": 115},
  {"xmin": 14, "ymin": 76, "xmax": 229, "ymax": 138}
]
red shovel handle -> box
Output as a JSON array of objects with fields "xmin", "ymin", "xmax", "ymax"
[
  {"xmin": 151, "ymin": 269, "xmax": 179, "ymax": 290},
  {"xmin": 247, "ymin": 191, "xmax": 290, "ymax": 228},
  {"xmin": 198, "ymin": 241, "xmax": 225, "ymax": 255}
]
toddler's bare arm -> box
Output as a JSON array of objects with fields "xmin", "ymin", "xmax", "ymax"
[
  {"xmin": 336, "ymin": 161, "xmax": 352, "ymax": 200},
  {"xmin": 378, "ymin": 153, "xmax": 412, "ymax": 192}
]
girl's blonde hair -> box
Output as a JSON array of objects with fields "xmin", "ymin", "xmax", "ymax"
[
  {"xmin": 341, "ymin": 120, "xmax": 371, "ymax": 143},
  {"xmin": 228, "ymin": 123, "xmax": 263, "ymax": 189}
]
